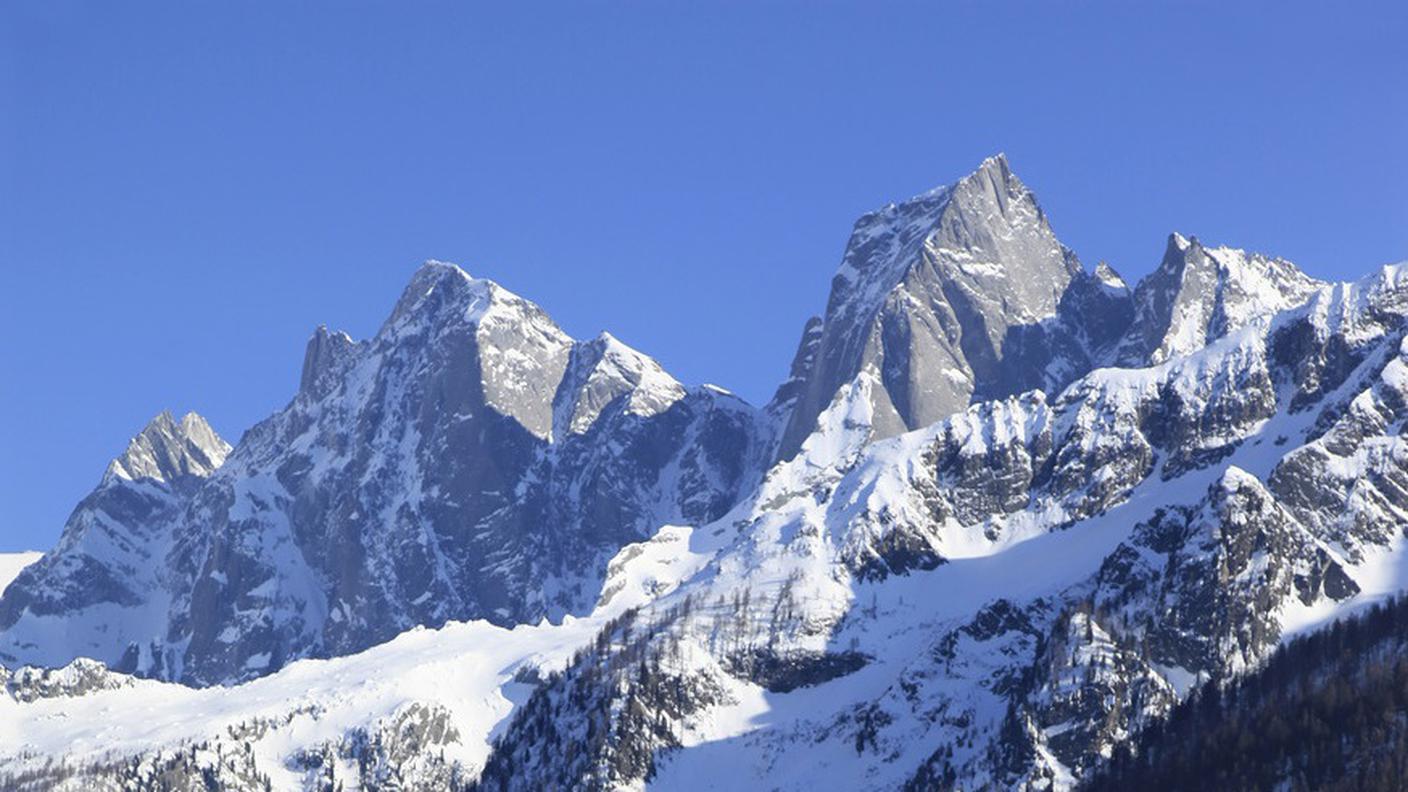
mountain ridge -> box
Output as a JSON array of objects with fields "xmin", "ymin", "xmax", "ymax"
[
  {"xmin": 1, "ymin": 156, "xmax": 1397, "ymax": 792},
  {"xmin": 1, "ymin": 257, "xmax": 773, "ymax": 684}
]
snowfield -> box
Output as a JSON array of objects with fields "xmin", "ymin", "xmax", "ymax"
[
  {"xmin": 0, "ymin": 525, "xmax": 707, "ymax": 787},
  {"xmin": 0, "ymin": 552, "xmax": 41, "ymax": 597}
]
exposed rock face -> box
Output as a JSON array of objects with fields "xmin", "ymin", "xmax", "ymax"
[
  {"xmin": 102, "ymin": 411, "xmax": 230, "ymax": 484},
  {"xmin": 0, "ymin": 262, "xmax": 772, "ymax": 685},
  {"xmin": 773, "ymin": 168, "xmax": 1325, "ymax": 465},
  {"xmin": 773, "ymin": 154, "xmax": 1135, "ymax": 460},
  {"xmin": 298, "ymin": 325, "xmax": 356, "ymax": 399},
  {"xmin": 3, "ymin": 155, "xmax": 1405, "ymax": 792},
  {"xmin": 293, "ymin": 702, "xmax": 468, "ymax": 789},
  {"xmin": 1096, "ymin": 468, "xmax": 1361, "ymax": 681},
  {"xmin": 1114, "ymin": 233, "xmax": 1325, "ymax": 366},
  {"xmin": 2, "ymin": 657, "xmax": 136, "ymax": 703},
  {"xmin": 767, "ymin": 315, "xmax": 824, "ymax": 419},
  {"xmin": 0, "ymin": 412, "xmax": 230, "ymax": 671},
  {"xmin": 476, "ymin": 261, "xmax": 1408, "ymax": 792},
  {"xmin": 554, "ymin": 331, "xmax": 687, "ymax": 437}
]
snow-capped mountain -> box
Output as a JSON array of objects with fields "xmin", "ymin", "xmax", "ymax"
[
  {"xmin": 479, "ymin": 260, "xmax": 1408, "ymax": 791},
  {"xmin": 0, "ymin": 412, "xmax": 230, "ymax": 671},
  {"xmin": 1, "ymin": 262, "xmax": 771, "ymax": 686},
  {"xmin": 2, "ymin": 156, "xmax": 1403, "ymax": 792}
]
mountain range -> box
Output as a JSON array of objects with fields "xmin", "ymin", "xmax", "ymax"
[{"xmin": 2, "ymin": 154, "xmax": 1405, "ymax": 791}]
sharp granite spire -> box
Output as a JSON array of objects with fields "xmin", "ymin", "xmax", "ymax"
[{"xmin": 771, "ymin": 153, "xmax": 1129, "ymax": 460}]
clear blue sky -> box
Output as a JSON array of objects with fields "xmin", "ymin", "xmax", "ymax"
[{"xmin": 2, "ymin": 2, "xmax": 1405, "ymax": 551}]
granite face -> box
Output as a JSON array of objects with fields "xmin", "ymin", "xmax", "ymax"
[{"xmin": 773, "ymin": 154, "xmax": 1144, "ymax": 461}]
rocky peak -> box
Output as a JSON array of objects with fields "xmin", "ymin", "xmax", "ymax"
[
  {"xmin": 299, "ymin": 325, "xmax": 357, "ymax": 398},
  {"xmin": 102, "ymin": 411, "xmax": 231, "ymax": 485},
  {"xmin": 927, "ymin": 152, "xmax": 1084, "ymax": 327},
  {"xmin": 826, "ymin": 153, "xmax": 1071, "ymax": 330},
  {"xmin": 1113, "ymin": 234, "xmax": 1324, "ymax": 366},
  {"xmin": 380, "ymin": 260, "xmax": 486, "ymax": 333},
  {"xmin": 775, "ymin": 154, "xmax": 1087, "ymax": 459},
  {"xmin": 552, "ymin": 331, "xmax": 686, "ymax": 438},
  {"xmin": 1093, "ymin": 261, "xmax": 1129, "ymax": 292},
  {"xmin": 374, "ymin": 260, "xmax": 573, "ymax": 439},
  {"xmin": 376, "ymin": 260, "xmax": 565, "ymax": 344}
]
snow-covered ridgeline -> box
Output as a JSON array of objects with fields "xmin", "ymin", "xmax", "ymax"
[
  {"xmin": 0, "ymin": 259, "xmax": 775, "ymax": 687},
  {"xmin": 481, "ymin": 259, "xmax": 1408, "ymax": 790},
  {"xmin": 1, "ymin": 151, "xmax": 1404, "ymax": 790}
]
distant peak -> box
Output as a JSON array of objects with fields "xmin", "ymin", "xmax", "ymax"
[
  {"xmin": 396, "ymin": 259, "xmax": 481, "ymax": 298},
  {"xmin": 307, "ymin": 324, "xmax": 354, "ymax": 345},
  {"xmin": 945, "ymin": 152, "xmax": 1043, "ymax": 229},
  {"xmin": 1093, "ymin": 260, "xmax": 1129, "ymax": 290},
  {"xmin": 1157, "ymin": 233, "xmax": 1209, "ymax": 276},
  {"xmin": 144, "ymin": 410, "xmax": 179, "ymax": 434},
  {"xmin": 954, "ymin": 152, "xmax": 1023, "ymax": 193},
  {"xmin": 399, "ymin": 258, "xmax": 478, "ymax": 296},
  {"xmin": 136, "ymin": 410, "xmax": 218, "ymax": 445},
  {"xmin": 177, "ymin": 411, "xmax": 218, "ymax": 437},
  {"xmin": 104, "ymin": 410, "xmax": 231, "ymax": 485},
  {"xmin": 1117, "ymin": 231, "xmax": 1325, "ymax": 366}
]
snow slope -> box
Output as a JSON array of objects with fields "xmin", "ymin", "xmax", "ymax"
[
  {"xmin": 480, "ymin": 261, "xmax": 1408, "ymax": 790},
  {"xmin": 0, "ymin": 524, "xmax": 711, "ymax": 788},
  {"xmin": 0, "ymin": 552, "xmax": 41, "ymax": 597}
]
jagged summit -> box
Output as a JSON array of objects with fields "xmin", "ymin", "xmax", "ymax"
[
  {"xmin": 381, "ymin": 259, "xmax": 552, "ymax": 337},
  {"xmin": 0, "ymin": 255, "xmax": 771, "ymax": 685},
  {"xmin": 771, "ymin": 157, "xmax": 1331, "ymax": 462},
  {"xmin": 102, "ymin": 411, "xmax": 230, "ymax": 485},
  {"xmin": 1093, "ymin": 260, "xmax": 1129, "ymax": 291},
  {"xmin": 866, "ymin": 151, "xmax": 1013, "ymax": 210},
  {"xmin": 835, "ymin": 152, "xmax": 1050, "ymax": 302},
  {"xmin": 372, "ymin": 259, "xmax": 575, "ymax": 438},
  {"xmin": 1113, "ymin": 232, "xmax": 1324, "ymax": 366},
  {"xmin": 2, "ymin": 411, "xmax": 231, "ymax": 672},
  {"xmin": 773, "ymin": 154, "xmax": 1095, "ymax": 459},
  {"xmin": 7, "ymin": 163, "xmax": 1406, "ymax": 792},
  {"xmin": 299, "ymin": 325, "xmax": 356, "ymax": 397},
  {"xmin": 552, "ymin": 330, "xmax": 687, "ymax": 437}
]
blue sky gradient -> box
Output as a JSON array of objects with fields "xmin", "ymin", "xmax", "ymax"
[{"xmin": 3, "ymin": 2, "xmax": 1406, "ymax": 550}]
